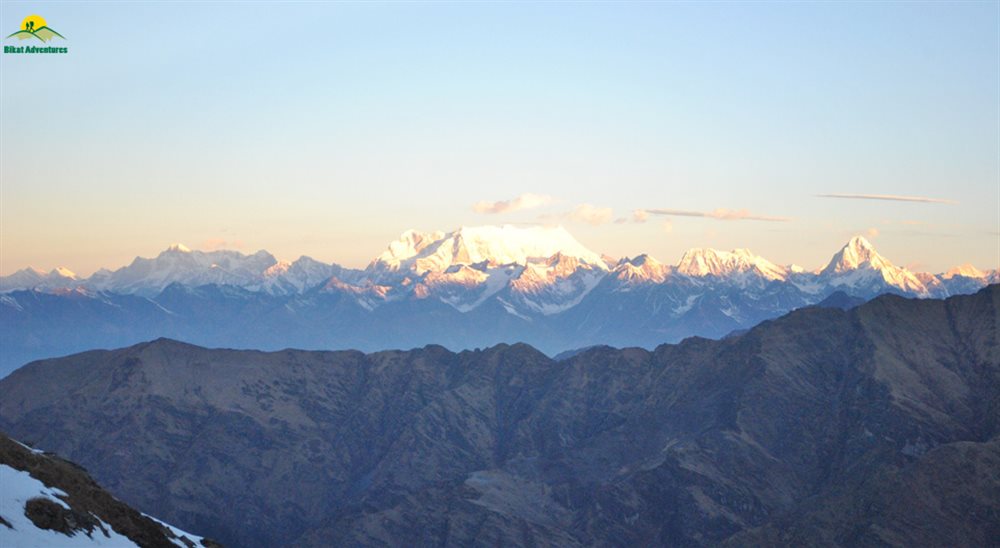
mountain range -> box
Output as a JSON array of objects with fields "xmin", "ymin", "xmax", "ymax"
[
  {"xmin": 1, "ymin": 226, "xmax": 995, "ymax": 376},
  {"xmin": 0, "ymin": 286, "xmax": 996, "ymax": 546}
]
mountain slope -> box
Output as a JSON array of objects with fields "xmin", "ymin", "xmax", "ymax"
[
  {"xmin": 0, "ymin": 286, "xmax": 996, "ymax": 546},
  {"xmin": 0, "ymin": 432, "xmax": 218, "ymax": 547}
]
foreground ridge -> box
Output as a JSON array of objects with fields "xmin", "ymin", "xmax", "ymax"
[{"xmin": 0, "ymin": 432, "xmax": 219, "ymax": 547}]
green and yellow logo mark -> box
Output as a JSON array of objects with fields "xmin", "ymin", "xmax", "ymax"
[
  {"xmin": 4, "ymin": 15, "xmax": 67, "ymax": 54},
  {"xmin": 7, "ymin": 15, "xmax": 64, "ymax": 42}
]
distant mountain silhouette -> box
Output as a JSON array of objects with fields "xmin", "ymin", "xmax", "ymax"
[{"xmin": 812, "ymin": 290, "xmax": 867, "ymax": 310}]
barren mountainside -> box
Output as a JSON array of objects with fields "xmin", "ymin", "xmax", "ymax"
[{"xmin": 0, "ymin": 286, "xmax": 997, "ymax": 546}]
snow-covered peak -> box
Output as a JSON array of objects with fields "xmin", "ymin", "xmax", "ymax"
[
  {"xmin": 819, "ymin": 236, "xmax": 927, "ymax": 295},
  {"xmin": 51, "ymin": 266, "xmax": 77, "ymax": 279},
  {"xmin": 612, "ymin": 254, "xmax": 672, "ymax": 283},
  {"xmin": 165, "ymin": 243, "xmax": 191, "ymax": 253},
  {"xmin": 90, "ymin": 247, "xmax": 279, "ymax": 296},
  {"xmin": 264, "ymin": 260, "xmax": 293, "ymax": 277},
  {"xmin": 820, "ymin": 236, "xmax": 891, "ymax": 275},
  {"xmin": 372, "ymin": 225, "xmax": 606, "ymax": 274},
  {"xmin": 256, "ymin": 256, "xmax": 355, "ymax": 295},
  {"xmin": 0, "ymin": 267, "xmax": 79, "ymax": 292},
  {"xmin": 943, "ymin": 263, "xmax": 987, "ymax": 280},
  {"xmin": 378, "ymin": 229, "xmax": 447, "ymax": 266},
  {"xmin": 677, "ymin": 248, "xmax": 787, "ymax": 281}
]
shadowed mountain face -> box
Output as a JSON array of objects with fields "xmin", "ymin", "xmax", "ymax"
[{"xmin": 0, "ymin": 286, "xmax": 997, "ymax": 547}]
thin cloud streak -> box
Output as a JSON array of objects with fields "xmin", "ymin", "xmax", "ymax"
[
  {"xmin": 636, "ymin": 208, "xmax": 792, "ymax": 223},
  {"xmin": 473, "ymin": 193, "xmax": 553, "ymax": 214},
  {"xmin": 817, "ymin": 193, "xmax": 957, "ymax": 204}
]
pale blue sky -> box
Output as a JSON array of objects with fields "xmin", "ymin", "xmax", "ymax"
[{"xmin": 1, "ymin": 1, "xmax": 997, "ymax": 274}]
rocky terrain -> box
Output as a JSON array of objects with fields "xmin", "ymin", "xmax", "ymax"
[
  {"xmin": 1, "ymin": 228, "xmax": 996, "ymax": 376},
  {"xmin": 0, "ymin": 285, "xmax": 997, "ymax": 546},
  {"xmin": 0, "ymin": 432, "xmax": 219, "ymax": 547}
]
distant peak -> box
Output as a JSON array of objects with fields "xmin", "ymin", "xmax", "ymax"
[
  {"xmin": 677, "ymin": 247, "xmax": 786, "ymax": 281},
  {"xmin": 611, "ymin": 254, "xmax": 670, "ymax": 283},
  {"xmin": 166, "ymin": 243, "xmax": 191, "ymax": 253},
  {"xmin": 263, "ymin": 260, "xmax": 298, "ymax": 278},
  {"xmin": 819, "ymin": 236, "xmax": 928, "ymax": 294},
  {"xmin": 374, "ymin": 224, "xmax": 605, "ymax": 273},
  {"xmin": 822, "ymin": 236, "xmax": 887, "ymax": 275},
  {"xmin": 944, "ymin": 263, "xmax": 986, "ymax": 280},
  {"xmin": 846, "ymin": 235, "xmax": 875, "ymax": 252},
  {"xmin": 51, "ymin": 266, "xmax": 76, "ymax": 279}
]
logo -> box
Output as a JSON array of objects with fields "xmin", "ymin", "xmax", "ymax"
[{"xmin": 4, "ymin": 15, "xmax": 68, "ymax": 54}]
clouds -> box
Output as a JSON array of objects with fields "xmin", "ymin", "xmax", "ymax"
[
  {"xmin": 568, "ymin": 204, "xmax": 614, "ymax": 226},
  {"xmin": 472, "ymin": 193, "xmax": 553, "ymax": 214},
  {"xmin": 817, "ymin": 193, "xmax": 957, "ymax": 204},
  {"xmin": 474, "ymin": 194, "xmax": 615, "ymax": 226},
  {"xmin": 475, "ymin": 195, "xmax": 791, "ymax": 227},
  {"xmin": 632, "ymin": 208, "xmax": 792, "ymax": 223}
]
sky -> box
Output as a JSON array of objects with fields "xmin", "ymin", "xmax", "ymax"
[{"xmin": 1, "ymin": 1, "xmax": 998, "ymax": 275}]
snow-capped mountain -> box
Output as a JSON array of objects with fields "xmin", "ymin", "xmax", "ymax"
[
  {"xmin": 370, "ymin": 225, "xmax": 607, "ymax": 276},
  {"xmin": 0, "ymin": 227, "xmax": 996, "ymax": 376},
  {"xmin": 0, "ymin": 228, "xmax": 993, "ymax": 307},
  {"xmin": 0, "ymin": 266, "xmax": 78, "ymax": 292},
  {"xmin": 255, "ymin": 256, "xmax": 355, "ymax": 295},
  {"xmin": 609, "ymin": 254, "xmax": 673, "ymax": 285},
  {"xmin": 677, "ymin": 247, "xmax": 788, "ymax": 285},
  {"xmin": 3, "ymin": 246, "xmax": 361, "ymax": 298},
  {"xmin": 505, "ymin": 253, "xmax": 608, "ymax": 315},
  {"xmin": 360, "ymin": 225, "xmax": 611, "ymax": 312},
  {"xmin": 939, "ymin": 262, "xmax": 996, "ymax": 296},
  {"xmin": 85, "ymin": 245, "xmax": 281, "ymax": 297},
  {"xmin": 818, "ymin": 236, "xmax": 928, "ymax": 296},
  {"xmin": 944, "ymin": 263, "xmax": 988, "ymax": 280}
]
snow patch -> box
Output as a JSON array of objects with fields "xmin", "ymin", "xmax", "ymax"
[{"xmin": 0, "ymin": 464, "xmax": 136, "ymax": 547}]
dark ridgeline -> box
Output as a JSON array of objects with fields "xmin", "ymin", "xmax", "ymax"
[{"xmin": 0, "ymin": 286, "xmax": 997, "ymax": 547}]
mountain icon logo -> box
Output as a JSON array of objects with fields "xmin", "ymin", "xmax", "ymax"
[{"xmin": 6, "ymin": 15, "xmax": 65, "ymax": 42}]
